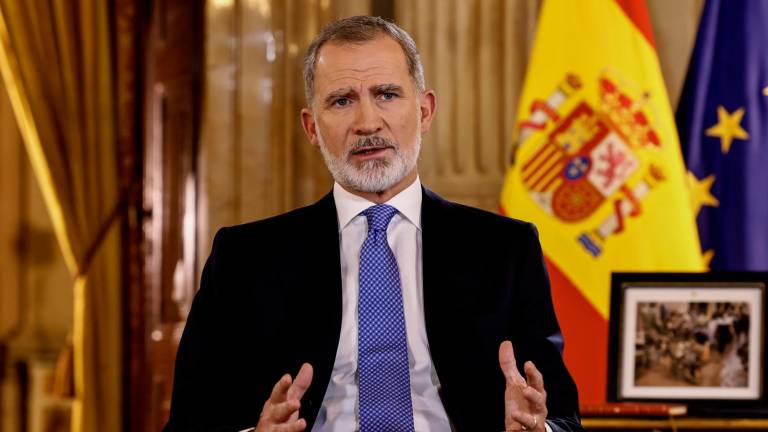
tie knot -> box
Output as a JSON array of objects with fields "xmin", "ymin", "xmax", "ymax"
[{"xmin": 363, "ymin": 204, "xmax": 398, "ymax": 232}]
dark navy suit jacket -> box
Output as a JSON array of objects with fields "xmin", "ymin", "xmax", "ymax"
[{"xmin": 165, "ymin": 187, "xmax": 584, "ymax": 431}]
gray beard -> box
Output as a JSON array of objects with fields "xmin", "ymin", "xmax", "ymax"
[{"xmin": 318, "ymin": 134, "xmax": 420, "ymax": 193}]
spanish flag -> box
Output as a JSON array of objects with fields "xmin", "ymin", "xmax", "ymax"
[{"xmin": 500, "ymin": 0, "xmax": 704, "ymax": 403}]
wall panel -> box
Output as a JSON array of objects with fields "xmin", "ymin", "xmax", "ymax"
[{"xmin": 396, "ymin": 0, "xmax": 540, "ymax": 211}]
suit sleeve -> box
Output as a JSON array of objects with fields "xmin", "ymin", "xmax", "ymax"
[
  {"xmin": 512, "ymin": 223, "xmax": 585, "ymax": 432},
  {"xmin": 164, "ymin": 228, "xmax": 238, "ymax": 431}
]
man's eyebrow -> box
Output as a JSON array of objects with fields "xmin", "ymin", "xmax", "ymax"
[
  {"xmin": 324, "ymin": 87, "xmax": 356, "ymax": 104},
  {"xmin": 373, "ymin": 83, "xmax": 403, "ymax": 93}
]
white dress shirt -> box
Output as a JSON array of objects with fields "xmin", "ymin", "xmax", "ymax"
[{"xmin": 312, "ymin": 177, "xmax": 452, "ymax": 431}]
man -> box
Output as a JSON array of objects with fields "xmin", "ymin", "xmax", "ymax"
[{"xmin": 166, "ymin": 16, "xmax": 583, "ymax": 432}]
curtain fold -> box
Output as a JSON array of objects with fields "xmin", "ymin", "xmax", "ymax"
[{"xmin": 0, "ymin": 2, "xmax": 122, "ymax": 431}]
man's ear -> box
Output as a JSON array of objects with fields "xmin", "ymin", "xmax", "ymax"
[
  {"xmin": 300, "ymin": 107, "xmax": 319, "ymax": 147},
  {"xmin": 419, "ymin": 89, "xmax": 437, "ymax": 134}
]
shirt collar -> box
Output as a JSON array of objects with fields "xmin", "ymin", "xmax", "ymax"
[{"xmin": 333, "ymin": 176, "xmax": 422, "ymax": 232}]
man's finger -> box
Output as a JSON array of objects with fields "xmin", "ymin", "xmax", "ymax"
[
  {"xmin": 504, "ymin": 408, "xmax": 525, "ymax": 431},
  {"xmin": 287, "ymin": 363, "xmax": 314, "ymax": 401},
  {"xmin": 507, "ymin": 409, "xmax": 539, "ymax": 431},
  {"xmin": 269, "ymin": 374, "xmax": 292, "ymax": 404},
  {"xmin": 524, "ymin": 361, "xmax": 545, "ymax": 393},
  {"xmin": 267, "ymin": 399, "xmax": 301, "ymax": 422},
  {"xmin": 499, "ymin": 341, "xmax": 525, "ymax": 386},
  {"xmin": 522, "ymin": 386, "xmax": 547, "ymax": 411},
  {"xmin": 274, "ymin": 418, "xmax": 307, "ymax": 432}
]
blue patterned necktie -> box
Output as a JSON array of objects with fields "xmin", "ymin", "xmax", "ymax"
[{"xmin": 358, "ymin": 204, "xmax": 415, "ymax": 431}]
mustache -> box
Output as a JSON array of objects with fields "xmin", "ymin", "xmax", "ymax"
[{"xmin": 347, "ymin": 136, "xmax": 396, "ymax": 156}]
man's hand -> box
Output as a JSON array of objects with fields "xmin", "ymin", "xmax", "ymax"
[
  {"xmin": 499, "ymin": 341, "xmax": 548, "ymax": 431},
  {"xmin": 255, "ymin": 363, "xmax": 313, "ymax": 432}
]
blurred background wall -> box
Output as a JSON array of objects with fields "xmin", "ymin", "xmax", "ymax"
[{"xmin": 0, "ymin": 1, "xmax": 704, "ymax": 431}]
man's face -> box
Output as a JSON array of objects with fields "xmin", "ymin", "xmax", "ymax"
[{"xmin": 301, "ymin": 35, "xmax": 436, "ymax": 194}]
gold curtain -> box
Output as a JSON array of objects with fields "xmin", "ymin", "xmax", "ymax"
[{"xmin": 0, "ymin": 2, "xmax": 122, "ymax": 432}]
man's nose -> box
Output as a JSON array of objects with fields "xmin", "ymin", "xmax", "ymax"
[{"xmin": 353, "ymin": 97, "xmax": 383, "ymax": 135}]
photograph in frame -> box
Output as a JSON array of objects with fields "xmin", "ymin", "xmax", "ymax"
[
  {"xmin": 623, "ymin": 287, "xmax": 759, "ymax": 399},
  {"xmin": 608, "ymin": 273, "xmax": 768, "ymax": 414}
]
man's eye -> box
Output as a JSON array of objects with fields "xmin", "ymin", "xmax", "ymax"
[
  {"xmin": 381, "ymin": 92, "xmax": 397, "ymax": 100},
  {"xmin": 333, "ymin": 98, "xmax": 350, "ymax": 107}
]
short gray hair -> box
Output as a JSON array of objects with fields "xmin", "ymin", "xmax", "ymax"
[{"xmin": 303, "ymin": 16, "xmax": 425, "ymax": 106}]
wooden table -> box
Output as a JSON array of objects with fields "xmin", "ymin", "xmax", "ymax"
[{"xmin": 582, "ymin": 417, "xmax": 768, "ymax": 431}]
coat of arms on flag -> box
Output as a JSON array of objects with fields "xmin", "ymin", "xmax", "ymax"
[{"xmin": 517, "ymin": 72, "xmax": 667, "ymax": 257}]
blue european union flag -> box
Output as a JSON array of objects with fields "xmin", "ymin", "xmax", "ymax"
[{"xmin": 676, "ymin": 0, "xmax": 768, "ymax": 271}]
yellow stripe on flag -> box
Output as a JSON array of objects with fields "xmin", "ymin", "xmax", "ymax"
[{"xmin": 501, "ymin": 0, "xmax": 704, "ymax": 321}]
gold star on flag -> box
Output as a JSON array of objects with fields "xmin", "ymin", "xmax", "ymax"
[
  {"xmin": 687, "ymin": 171, "xmax": 719, "ymax": 215},
  {"xmin": 705, "ymin": 106, "xmax": 749, "ymax": 154},
  {"xmin": 702, "ymin": 249, "xmax": 715, "ymax": 269}
]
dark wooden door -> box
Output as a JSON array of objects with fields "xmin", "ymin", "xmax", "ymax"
[{"xmin": 126, "ymin": 0, "xmax": 204, "ymax": 430}]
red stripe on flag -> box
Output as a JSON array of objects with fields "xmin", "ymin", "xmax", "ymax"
[
  {"xmin": 544, "ymin": 256, "xmax": 608, "ymax": 404},
  {"xmin": 498, "ymin": 205, "xmax": 608, "ymax": 403},
  {"xmin": 614, "ymin": 0, "xmax": 656, "ymax": 48}
]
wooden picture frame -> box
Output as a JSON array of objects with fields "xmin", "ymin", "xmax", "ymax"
[{"xmin": 608, "ymin": 272, "xmax": 768, "ymax": 416}]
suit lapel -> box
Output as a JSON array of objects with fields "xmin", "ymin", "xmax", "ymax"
[
  {"xmin": 421, "ymin": 187, "xmax": 484, "ymax": 420},
  {"xmin": 293, "ymin": 192, "xmax": 343, "ymax": 423},
  {"xmin": 421, "ymin": 187, "xmax": 455, "ymax": 321},
  {"xmin": 420, "ymin": 187, "xmax": 466, "ymax": 360}
]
